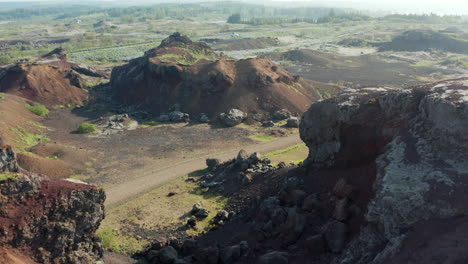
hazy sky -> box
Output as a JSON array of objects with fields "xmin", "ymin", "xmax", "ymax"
[{"xmin": 1, "ymin": 0, "xmax": 468, "ymax": 15}]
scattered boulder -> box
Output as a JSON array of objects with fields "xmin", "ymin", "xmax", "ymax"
[
  {"xmin": 198, "ymin": 113, "xmax": 210, "ymax": 123},
  {"xmin": 216, "ymin": 210, "xmax": 229, "ymax": 221},
  {"xmin": 191, "ymin": 203, "xmax": 209, "ymax": 219},
  {"xmin": 258, "ymin": 251, "xmax": 288, "ymax": 264},
  {"xmin": 213, "ymin": 210, "xmax": 232, "ymax": 226},
  {"xmin": 206, "ymin": 158, "xmax": 221, "ymax": 169},
  {"xmin": 186, "ymin": 217, "xmax": 197, "ymax": 229},
  {"xmin": 323, "ymin": 221, "xmax": 348, "ymax": 253},
  {"xmin": 195, "ymin": 246, "xmax": 219, "ymax": 264},
  {"xmin": 0, "ymin": 146, "xmax": 19, "ymax": 172},
  {"xmin": 333, "ymin": 198, "xmax": 349, "ymax": 221},
  {"xmin": 273, "ymin": 109, "xmax": 291, "ymax": 120},
  {"xmin": 169, "ymin": 111, "xmax": 190, "ymax": 122},
  {"xmin": 219, "ymin": 241, "xmax": 248, "ymax": 264},
  {"xmin": 262, "ymin": 121, "xmax": 275, "ymax": 127},
  {"xmin": 285, "ymin": 117, "xmax": 299, "ymax": 128},
  {"xmin": 236, "ymin": 150, "xmax": 249, "ymax": 164},
  {"xmin": 301, "ymin": 194, "xmax": 320, "ymax": 212},
  {"xmin": 252, "ymin": 113, "xmax": 264, "ymax": 122},
  {"xmin": 158, "ymin": 246, "xmax": 178, "ymax": 264},
  {"xmin": 279, "ymin": 188, "xmax": 307, "ymax": 207},
  {"xmin": 249, "ymin": 152, "xmax": 262, "ymax": 163},
  {"xmin": 158, "ymin": 114, "xmax": 170, "ymax": 122},
  {"xmin": 219, "ymin": 109, "xmax": 245, "ymax": 127},
  {"xmin": 181, "ymin": 239, "xmax": 198, "ymax": 256},
  {"xmin": 151, "ymin": 237, "xmax": 170, "ymax": 250},
  {"xmin": 306, "ymin": 235, "xmax": 326, "ymax": 254}
]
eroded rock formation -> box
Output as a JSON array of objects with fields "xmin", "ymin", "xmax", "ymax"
[
  {"xmin": 110, "ymin": 33, "xmax": 328, "ymax": 121},
  {"xmin": 301, "ymin": 78, "xmax": 468, "ymax": 263},
  {"xmin": 0, "ymin": 147, "xmax": 106, "ymax": 264},
  {"xmin": 142, "ymin": 78, "xmax": 468, "ymax": 264}
]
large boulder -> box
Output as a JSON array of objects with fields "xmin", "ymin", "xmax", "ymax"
[
  {"xmin": 286, "ymin": 117, "xmax": 299, "ymax": 128},
  {"xmin": 219, "ymin": 109, "xmax": 245, "ymax": 127},
  {"xmin": 169, "ymin": 111, "xmax": 189, "ymax": 122},
  {"xmin": 300, "ymin": 79, "xmax": 468, "ymax": 263},
  {"xmin": 0, "ymin": 173, "xmax": 105, "ymax": 263},
  {"xmin": 258, "ymin": 251, "xmax": 288, "ymax": 264},
  {"xmin": 0, "ymin": 146, "xmax": 19, "ymax": 173},
  {"xmin": 158, "ymin": 246, "xmax": 179, "ymax": 264},
  {"xmin": 273, "ymin": 109, "xmax": 291, "ymax": 120}
]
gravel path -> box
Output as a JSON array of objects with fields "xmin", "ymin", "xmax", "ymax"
[{"xmin": 105, "ymin": 134, "xmax": 302, "ymax": 206}]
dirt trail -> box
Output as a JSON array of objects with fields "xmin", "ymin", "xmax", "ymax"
[{"xmin": 105, "ymin": 134, "xmax": 302, "ymax": 206}]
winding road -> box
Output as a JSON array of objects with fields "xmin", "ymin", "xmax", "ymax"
[{"xmin": 105, "ymin": 134, "xmax": 302, "ymax": 206}]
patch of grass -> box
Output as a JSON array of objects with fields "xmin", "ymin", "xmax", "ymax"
[
  {"xmin": 142, "ymin": 120, "xmax": 160, "ymax": 126},
  {"xmin": 158, "ymin": 53, "xmax": 194, "ymax": 65},
  {"xmin": 249, "ymin": 134, "xmax": 276, "ymax": 142},
  {"xmin": 0, "ymin": 173, "xmax": 17, "ymax": 182},
  {"xmin": 264, "ymin": 143, "xmax": 308, "ymax": 164},
  {"xmin": 0, "ymin": 93, "xmax": 6, "ymax": 100},
  {"xmin": 97, "ymin": 226, "xmax": 148, "ymax": 256},
  {"xmin": 102, "ymin": 174, "xmax": 229, "ymax": 255},
  {"xmin": 27, "ymin": 121, "xmax": 46, "ymax": 131},
  {"xmin": 77, "ymin": 122, "xmax": 97, "ymax": 134},
  {"xmin": 287, "ymin": 83, "xmax": 306, "ymax": 97},
  {"xmin": 10, "ymin": 126, "xmax": 50, "ymax": 151},
  {"xmin": 411, "ymin": 60, "xmax": 440, "ymax": 68},
  {"xmin": 26, "ymin": 103, "xmax": 49, "ymax": 116}
]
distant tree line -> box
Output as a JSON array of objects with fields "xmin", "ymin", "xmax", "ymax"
[
  {"xmin": 1, "ymin": 2, "xmax": 466, "ymax": 26},
  {"xmin": 382, "ymin": 14, "xmax": 468, "ymax": 24},
  {"xmin": 0, "ymin": 6, "xmax": 99, "ymax": 20},
  {"xmin": 226, "ymin": 9, "xmax": 370, "ymax": 25},
  {"xmin": 0, "ymin": 3, "xmax": 354, "ymax": 23}
]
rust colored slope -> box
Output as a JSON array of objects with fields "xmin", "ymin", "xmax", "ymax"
[
  {"xmin": 0, "ymin": 64, "xmax": 87, "ymax": 106},
  {"xmin": 111, "ymin": 33, "xmax": 338, "ymax": 118},
  {"xmin": 0, "ymin": 248, "xmax": 38, "ymax": 264}
]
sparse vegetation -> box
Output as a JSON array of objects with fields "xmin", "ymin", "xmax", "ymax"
[
  {"xmin": 77, "ymin": 123, "xmax": 97, "ymax": 134},
  {"xmin": 249, "ymin": 134, "xmax": 276, "ymax": 142},
  {"xmin": 142, "ymin": 120, "xmax": 160, "ymax": 126},
  {"xmin": 0, "ymin": 173, "xmax": 17, "ymax": 182},
  {"xmin": 9, "ymin": 126, "xmax": 50, "ymax": 151},
  {"xmin": 264, "ymin": 143, "xmax": 308, "ymax": 164},
  {"xmin": 100, "ymin": 174, "xmax": 229, "ymax": 255},
  {"xmin": 26, "ymin": 103, "xmax": 49, "ymax": 116},
  {"xmin": 97, "ymin": 226, "xmax": 148, "ymax": 255}
]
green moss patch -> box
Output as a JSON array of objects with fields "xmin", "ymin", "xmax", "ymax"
[
  {"xmin": 77, "ymin": 122, "xmax": 97, "ymax": 134},
  {"xmin": 26, "ymin": 103, "xmax": 49, "ymax": 116}
]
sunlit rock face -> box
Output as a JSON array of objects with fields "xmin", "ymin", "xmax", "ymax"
[{"xmin": 300, "ymin": 78, "xmax": 468, "ymax": 264}]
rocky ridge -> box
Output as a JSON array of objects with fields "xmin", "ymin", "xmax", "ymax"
[
  {"xmin": 111, "ymin": 33, "xmax": 326, "ymax": 122},
  {"xmin": 300, "ymin": 78, "xmax": 468, "ymax": 263},
  {"xmin": 139, "ymin": 78, "xmax": 468, "ymax": 264},
  {"xmin": 0, "ymin": 146, "xmax": 106, "ymax": 264}
]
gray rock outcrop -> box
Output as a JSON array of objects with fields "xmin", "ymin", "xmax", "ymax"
[
  {"xmin": 300, "ymin": 78, "xmax": 468, "ymax": 263},
  {"xmin": 219, "ymin": 109, "xmax": 245, "ymax": 127}
]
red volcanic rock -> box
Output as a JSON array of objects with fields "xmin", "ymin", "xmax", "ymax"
[
  {"xmin": 0, "ymin": 147, "xmax": 105, "ymax": 264},
  {"xmin": 110, "ymin": 33, "xmax": 335, "ymax": 121}
]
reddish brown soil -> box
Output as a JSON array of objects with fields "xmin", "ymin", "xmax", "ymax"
[
  {"xmin": 111, "ymin": 34, "xmax": 337, "ymax": 118},
  {"xmin": 260, "ymin": 49, "xmax": 444, "ymax": 87},
  {"xmin": 0, "ymin": 95, "xmax": 85, "ymax": 179},
  {"xmin": 0, "ymin": 95, "xmax": 41, "ymax": 146},
  {"xmin": 0, "ymin": 247, "xmax": 38, "ymax": 264},
  {"xmin": 16, "ymin": 152, "xmax": 74, "ymax": 180},
  {"xmin": 0, "ymin": 64, "xmax": 87, "ymax": 106}
]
